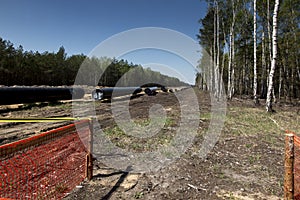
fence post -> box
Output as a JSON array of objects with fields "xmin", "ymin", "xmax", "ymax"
[
  {"xmin": 285, "ymin": 133, "xmax": 294, "ymax": 200},
  {"xmin": 86, "ymin": 118, "xmax": 94, "ymax": 180}
]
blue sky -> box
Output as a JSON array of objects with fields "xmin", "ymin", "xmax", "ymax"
[{"xmin": 0, "ymin": 0, "xmax": 207, "ymax": 84}]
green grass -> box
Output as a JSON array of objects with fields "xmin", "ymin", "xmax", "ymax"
[
  {"xmin": 101, "ymin": 104, "xmax": 300, "ymax": 154},
  {"xmin": 134, "ymin": 191, "xmax": 144, "ymax": 199},
  {"xmin": 133, "ymin": 117, "xmax": 175, "ymax": 128},
  {"xmin": 104, "ymin": 126, "xmax": 126, "ymax": 137},
  {"xmin": 133, "ymin": 118, "xmax": 151, "ymax": 127},
  {"xmin": 200, "ymin": 112, "xmax": 211, "ymax": 121},
  {"xmin": 225, "ymin": 107, "xmax": 300, "ymax": 136},
  {"xmin": 102, "ymin": 116, "xmax": 178, "ymax": 151}
]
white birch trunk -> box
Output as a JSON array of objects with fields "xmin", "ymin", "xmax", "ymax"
[
  {"xmin": 213, "ymin": 0, "xmax": 217, "ymax": 97},
  {"xmin": 228, "ymin": 0, "xmax": 236, "ymax": 99},
  {"xmin": 231, "ymin": 26, "xmax": 235, "ymax": 98},
  {"xmin": 221, "ymin": 20, "xmax": 226, "ymax": 98},
  {"xmin": 267, "ymin": 0, "xmax": 272, "ymax": 64},
  {"xmin": 215, "ymin": 1, "xmax": 220, "ymax": 99},
  {"xmin": 279, "ymin": 64, "xmax": 282, "ymax": 101},
  {"xmin": 253, "ymin": 0, "xmax": 258, "ymax": 104},
  {"xmin": 228, "ymin": 30, "xmax": 232, "ymax": 98},
  {"xmin": 266, "ymin": 0, "xmax": 280, "ymax": 112},
  {"xmin": 267, "ymin": 0, "xmax": 274, "ymax": 104},
  {"xmin": 210, "ymin": 46, "xmax": 214, "ymax": 91}
]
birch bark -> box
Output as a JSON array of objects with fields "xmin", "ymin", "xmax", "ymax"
[{"xmin": 266, "ymin": 0, "xmax": 280, "ymax": 112}]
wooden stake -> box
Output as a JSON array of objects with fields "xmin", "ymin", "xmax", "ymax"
[
  {"xmin": 86, "ymin": 118, "xmax": 94, "ymax": 180},
  {"xmin": 285, "ymin": 133, "xmax": 294, "ymax": 200}
]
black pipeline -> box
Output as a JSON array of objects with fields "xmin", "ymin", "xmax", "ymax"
[
  {"xmin": 144, "ymin": 86, "xmax": 158, "ymax": 96},
  {"xmin": 92, "ymin": 87, "xmax": 142, "ymax": 100},
  {"xmin": 0, "ymin": 87, "xmax": 85, "ymax": 105}
]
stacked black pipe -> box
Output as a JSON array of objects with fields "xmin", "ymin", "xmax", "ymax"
[
  {"xmin": 92, "ymin": 87, "xmax": 142, "ymax": 100},
  {"xmin": 92, "ymin": 86, "xmax": 171, "ymax": 101},
  {"xmin": 0, "ymin": 87, "xmax": 85, "ymax": 105},
  {"xmin": 144, "ymin": 87, "xmax": 158, "ymax": 96}
]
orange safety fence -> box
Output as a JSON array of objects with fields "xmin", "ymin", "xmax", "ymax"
[
  {"xmin": 294, "ymin": 133, "xmax": 300, "ymax": 200},
  {"xmin": 0, "ymin": 119, "xmax": 92, "ymax": 200}
]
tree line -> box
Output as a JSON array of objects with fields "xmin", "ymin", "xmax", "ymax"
[
  {"xmin": 196, "ymin": 0, "xmax": 299, "ymax": 111},
  {"xmin": 0, "ymin": 37, "xmax": 186, "ymax": 87}
]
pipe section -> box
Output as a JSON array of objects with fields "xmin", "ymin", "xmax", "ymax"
[
  {"xmin": 144, "ymin": 87, "xmax": 158, "ymax": 96},
  {"xmin": 0, "ymin": 87, "xmax": 85, "ymax": 105},
  {"xmin": 92, "ymin": 87, "xmax": 142, "ymax": 100}
]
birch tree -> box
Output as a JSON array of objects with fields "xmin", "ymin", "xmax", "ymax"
[
  {"xmin": 253, "ymin": 0, "xmax": 258, "ymax": 104},
  {"xmin": 266, "ymin": 0, "xmax": 280, "ymax": 112},
  {"xmin": 197, "ymin": 0, "xmax": 300, "ymax": 103},
  {"xmin": 227, "ymin": 0, "xmax": 236, "ymax": 100},
  {"xmin": 214, "ymin": 0, "xmax": 221, "ymax": 99}
]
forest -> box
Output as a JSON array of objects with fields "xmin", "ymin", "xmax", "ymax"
[
  {"xmin": 196, "ymin": 0, "xmax": 299, "ymax": 110},
  {"xmin": 0, "ymin": 38, "xmax": 186, "ymax": 87}
]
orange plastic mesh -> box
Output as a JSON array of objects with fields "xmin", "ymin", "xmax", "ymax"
[
  {"xmin": 0, "ymin": 120, "xmax": 90, "ymax": 199},
  {"xmin": 295, "ymin": 134, "xmax": 300, "ymax": 199}
]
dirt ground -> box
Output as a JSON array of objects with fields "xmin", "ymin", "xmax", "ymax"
[{"xmin": 1, "ymin": 87, "xmax": 299, "ymax": 200}]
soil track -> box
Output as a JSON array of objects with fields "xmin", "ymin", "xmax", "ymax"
[{"xmin": 1, "ymin": 87, "xmax": 298, "ymax": 199}]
